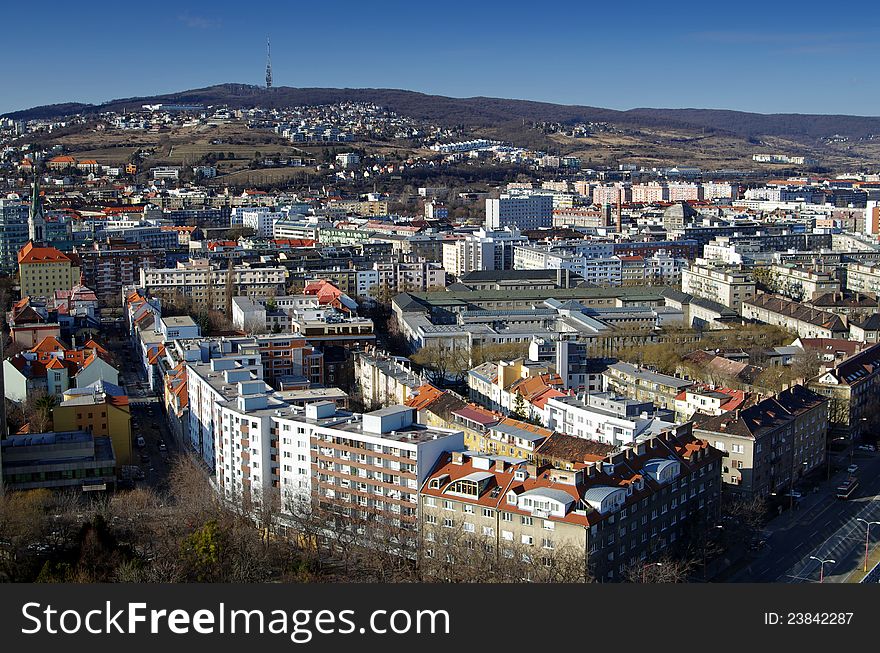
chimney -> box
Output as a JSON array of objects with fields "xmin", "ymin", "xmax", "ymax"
[{"xmin": 616, "ymin": 189, "xmax": 622, "ymax": 233}]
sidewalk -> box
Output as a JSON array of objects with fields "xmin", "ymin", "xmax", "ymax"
[
  {"xmin": 761, "ymin": 462, "xmax": 848, "ymax": 536},
  {"xmin": 843, "ymin": 543, "xmax": 880, "ymax": 583}
]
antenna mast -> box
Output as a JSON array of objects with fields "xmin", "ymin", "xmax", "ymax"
[{"xmin": 265, "ymin": 36, "xmax": 273, "ymax": 88}]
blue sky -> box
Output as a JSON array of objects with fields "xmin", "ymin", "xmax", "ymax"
[{"xmin": 2, "ymin": 0, "xmax": 878, "ymax": 116}]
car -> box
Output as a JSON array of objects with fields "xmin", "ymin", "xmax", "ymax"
[
  {"xmin": 784, "ymin": 490, "xmax": 803, "ymax": 499},
  {"xmin": 158, "ymin": 441, "xmax": 167, "ymax": 452},
  {"xmin": 136, "ymin": 436, "xmax": 146, "ymax": 448},
  {"xmin": 857, "ymin": 444, "xmax": 876, "ymax": 452},
  {"xmin": 847, "ymin": 464, "xmax": 859, "ymax": 474},
  {"xmin": 140, "ymin": 452, "xmax": 150, "ymax": 463}
]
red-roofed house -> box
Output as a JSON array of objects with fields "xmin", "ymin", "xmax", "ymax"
[
  {"xmin": 18, "ymin": 242, "xmax": 81, "ymax": 299},
  {"xmin": 674, "ymin": 384, "xmax": 748, "ymax": 422},
  {"xmin": 2, "ymin": 336, "xmax": 119, "ymax": 402}
]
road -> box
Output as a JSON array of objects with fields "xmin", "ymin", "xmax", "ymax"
[
  {"xmin": 108, "ymin": 337, "xmax": 179, "ymax": 491},
  {"xmin": 732, "ymin": 448, "xmax": 880, "ymax": 583}
]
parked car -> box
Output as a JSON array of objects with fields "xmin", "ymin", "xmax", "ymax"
[
  {"xmin": 847, "ymin": 464, "xmax": 859, "ymax": 475},
  {"xmin": 158, "ymin": 440, "xmax": 167, "ymax": 452},
  {"xmin": 857, "ymin": 444, "xmax": 876, "ymax": 452},
  {"xmin": 136, "ymin": 436, "xmax": 146, "ymax": 448}
]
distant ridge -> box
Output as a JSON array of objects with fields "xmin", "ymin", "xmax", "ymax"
[{"xmin": 6, "ymin": 83, "xmax": 880, "ymax": 141}]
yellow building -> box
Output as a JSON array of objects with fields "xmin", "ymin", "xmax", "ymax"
[
  {"xmin": 53, "ymin": 384, "xmax": 133, "ymax": 468},
  {"xmin": 18, "ymin": 242, "xmax": 81, "ymax": 299}
]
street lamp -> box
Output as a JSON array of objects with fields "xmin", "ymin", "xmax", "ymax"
[
  {"xmin": 856, "ymin": 519, "xmax": 880, "ymax": 573},
  {"xmin": 809, "ymin": 556, "xmax": 836, "ymax": 583},
  {"xmin": 642, "ymin": 562, "xmax": 663, "ymax": 583}
]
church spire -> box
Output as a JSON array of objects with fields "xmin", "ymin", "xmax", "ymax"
[{"xmin": 29, "ymin": 172, "xmax": 46, "ymax": 244}]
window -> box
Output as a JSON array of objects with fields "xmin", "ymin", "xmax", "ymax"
[
  {"xmin": 542, "ymin": 537, "xmax": 554, "ymax": 550},
  {"xmin": 443, "ymin": 518, "xmax": 454, "ymax": 528},
  {"xmin": 521, "ymin": 516, "xmax": 533, "ymax": 526},
  {"xmin": 521, "ymin": 535, "xmax": 534, "ymax": 546},
  {"xmin": 501, "ymin": 512, "xmax": 513, "ymax": 522},
  {"xmin": 482, "ymin": 508, "xmax": 493, "ymax": 518},
  {"xmin": 482, "ymin": 526, "xmax": 494, "ymax": 537},
  {"xmin": 443, "ymin": 500, "xmax": 454, "ymax": 511},
  {"xmin": 463, "ymin": 522, "xmax": 475, "ymax": 533}
]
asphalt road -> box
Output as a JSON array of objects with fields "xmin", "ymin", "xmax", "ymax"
[
  {"xmin": 732, "ymin": 448, "xmax": 880, "ymax": 583},
  {"xmin": 109, "ymin": 338, "xmax": 179, "ymax": 491}
]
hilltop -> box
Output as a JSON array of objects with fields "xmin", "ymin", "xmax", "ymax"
[{"xmin": 6, "ymin": 83, "xmax": 880, "ymax": 142}]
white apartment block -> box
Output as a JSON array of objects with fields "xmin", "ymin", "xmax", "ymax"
[
  {"xmin": 846, "ymin": 262, "xmax": 880, "ymax": 295},
  {"xmin": 545, "ymin": 394, "xmax": 674, "ymax": 447},
  {"xmin": 486, "ymin": 194, "xmax": 553, "ymax": 230},
  {"xmin": 239, "ymin": 207, "xmax": 285, "ymax": 238},
  {"xmin": 276, "ymin": 403, "xmax": 464, "ymax": 528},
  {"xmin": 442, "ymin": 228, "xmax": 526, "ymax": 278},
  {"xmin": 187, "ymin": 353, "xmax": 265, "ymax": 470},
  {"xmin": 681, "ymin": 260, "xmax": 756, "ymax": 311}
]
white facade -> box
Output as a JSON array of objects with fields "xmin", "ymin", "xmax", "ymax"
[{"xmin": 486, "ymin": 194, "xmax": 553, "ymax": 230}]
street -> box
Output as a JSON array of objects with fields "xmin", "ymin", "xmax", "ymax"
[
  {"xmin": 732, "ymin": 448, "xmax": 880, "ymax": 583},
  {"xmin": 108, "ymin": 337, "xmax": 179, "ymax": 492}
]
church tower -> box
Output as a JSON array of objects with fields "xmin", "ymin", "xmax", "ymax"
[{"xmin": 28, "ymin": 173, "xmax": 46, "ymax": 243}]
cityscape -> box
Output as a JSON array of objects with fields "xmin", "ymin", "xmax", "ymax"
[{"xmin": 1, "ymin": 8, "xmax": 880, "ymax": 588}]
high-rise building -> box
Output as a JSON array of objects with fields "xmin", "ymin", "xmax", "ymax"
[
  {"xmin": 485, "ymin": 194, "xmax": 553, "ymax": 230},
  {"xmin": 0, "ymin": 200, "xmax": 29, "ymax": 274}
]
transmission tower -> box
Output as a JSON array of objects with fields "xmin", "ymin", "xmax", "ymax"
[{"xmin": 265, "ymin": 36, "xmax": 273, "ymax": 89}]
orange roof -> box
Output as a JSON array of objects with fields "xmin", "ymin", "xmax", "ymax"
[
  {"xmin": 49, "ymin": 156, "xmax": 76, "ymax": 163},
  {"xmin": 46, "ymin": 357, "xmax": 66, "ymax": 370},
  {"xmin": 18, "ymin": 242, "xmax": 72, "ymax": 265},
  {"xmin": 405, "ymin": 384, "xmax": 445, "ymax": 411},
  {"xmin": 31, "ymin": 336, "xmax": 67, "ymax": 354}
]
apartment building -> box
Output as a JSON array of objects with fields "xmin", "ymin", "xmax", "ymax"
[
  {"xmin": 140, "ymin": 259, "xmax": 287, "ymax": 310},
  {"xmin": 486, "ymin": 194, "xmax": 553, "ymax": 230},
  {"xmin": 420, "ymin": 423, "xmax": 722, "ymax": 581},
  {"xmin": 187, "ymin": 353, "xmax": 265, "ymax": 469},
  {"xmin": 441, "ymin": 228, "xmax": 527, "ymax": 278},
  {"xmin": 742, "ymin": 294, "xmax": 848, "ymax": 339},
  {"xmin": 75, "ymin": 239, "xmax": 162, "ymax": 306},
  {"xmin": 277, "ymin": 403, "xmax": 464, "ymax": 530},
  {"xmin": 528, "ymin": 338, "xmax": 608, "ymax": 392},
  {"xmin": 18, "ymin": 243, "xmax": 81, "ymax": 299},
  {"xmin": 766, "ymin": 264, "xmax": 840, "ymax": 301},
  {"xmin": 239, "ymin": 207, "xmax": 285, "ymax": 238},
  {"xmin": 694, "ymin": 385, "xmax": 828, "ymax": 498},
  {"xmin": 52, "ymin": 381, "xmax": 133, "ymax": 468},
  {"xmin": 467, "ymin": 359, "xmax": 566, "ymax": 424},
  {"xmin": 355, "ymin": 351, "xmax": 423, "ymax": 409},
  {"xmin": 673, "ymin": 384, "xmax": 747, "ymax": 422},
  {"xmin": 807, "ymin": 342, "xmax": 880, "ymax": 441},
  {"xmin": 603, "ymin": 362, "xmax": 694, "ymax": 411},
  {"xmin": 846, "ymin": 262, "xmax": 880, "ymax": 295},
  {"xmin": 545, "ymin": 393, "xmax": 675, "ymax": 447},
  {"xmin": 0, "ymin": 200, "xmax": 30, "ymax": 274},
  {"xmin": 372, "ymin": 260, "xmax": 446, "ymax": 294},
  {"xmin": 681, "ymin": 259, "xmax": 756, "ymax": 311}
]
